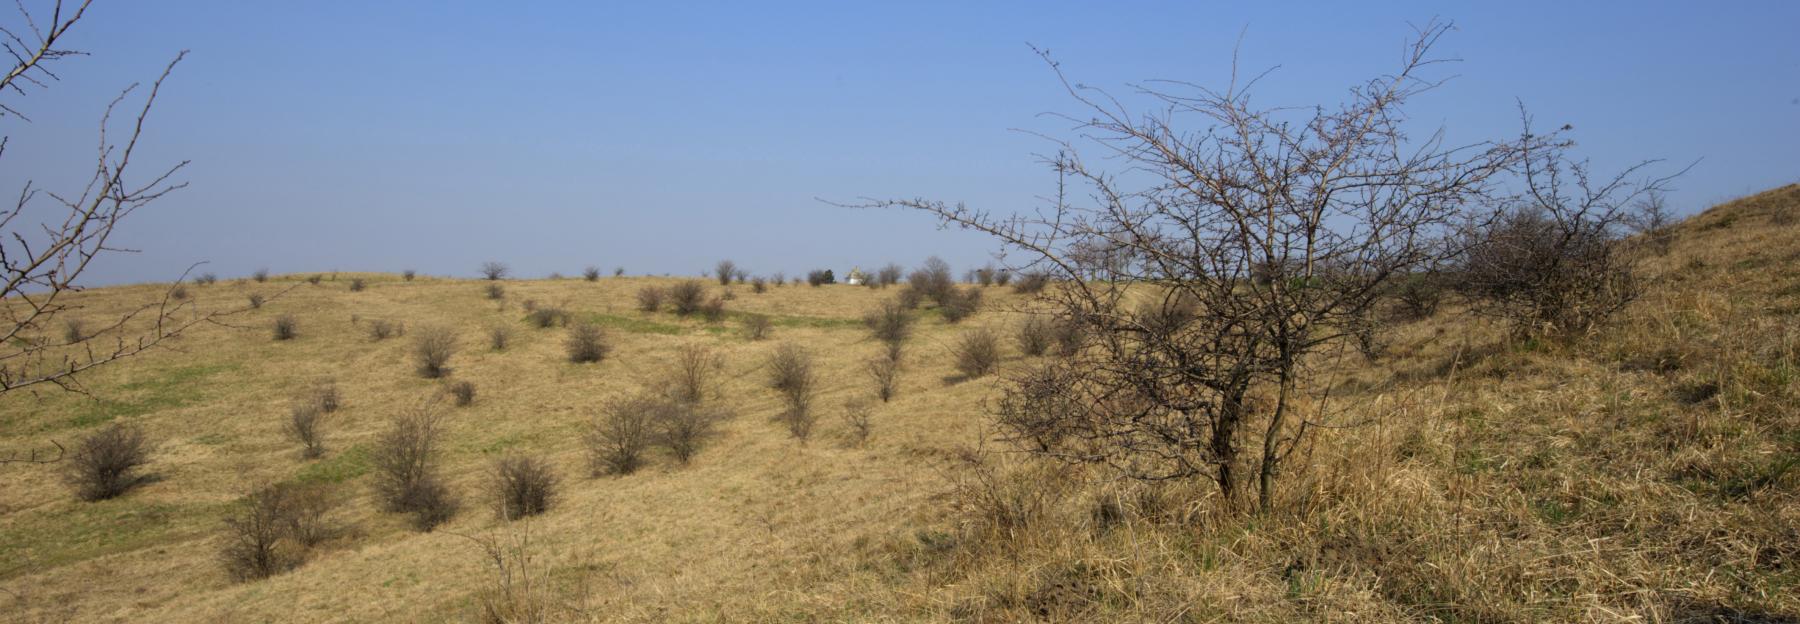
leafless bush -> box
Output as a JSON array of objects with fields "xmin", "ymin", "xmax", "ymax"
[
  {"xmin": 972, "ymin": 266, "xmax": 997, "ymax": 286},
  {"xmin": 867, "ymin": 351, "xmax": 900, "ymax": 402},
  {"xmin": 61, "ymin": 317, "xmax": 87, "ymax": 343},
  {"xmin": 635, "ymin": 285, "xmax": 665, "ymax": 312},
  {"xmin": 588, "ymin": 394, "xmax": 657, "ymax": 475},
  {"xmin": 64, "ymin": 423, "xmax": 153, "ymax": 501},
  {"xmin": 896, "ymin": 286, "xmax": 923, "ymax": 310},
  {"xmin": 221, "ymin": 483, "xmax": 308, "ymax": 581},
  {"xmin": 994, "ymin": 270, "xmax": 1012, "ymax": 287},
  {"xmin": 273, "ymin": 314, "xmax": 298, "ymax": 341},
  {"xmin": 669, "ymin": 280, "xmax": 707, "ymax": 316},
  {"xmin": 450, "ymin": 380, "xmax": 477, "ymax": 407},
  {"xmin": 669, "ymin": 344, "xmax": 721, "ymax": 404},
  {"xmin": 876, "ymin": 263, "xmax": 903, "ymax": 288},
  {"xmin": 413, "ymin": 326, "xmax": 458, "ymax": 378},
  {"xmin": 1016, "ymin": 316, "xmax": 1052, "ymax": 356},
  {"xmin": 953, "ymin": 328, "xmax": 1001, "ymax": 379},
  {"xmin": 1011, "ymin": 271, "xmax": 1050, "ymax": 295},
  {"xmin": 908, "ymin": 257, "xmax": 954, "ymax": 304},
  {"xmin": 403, "ymin": 269, "xmax": 416, "ymax": 281},
  {"xmin": 582, "ymin": 266, "xmax": 601, "ymax": 281},
  {"xmin": 751, "ymin": 277, "xmax": 767, "ymax": 293},
  {"xmin": 766, "ymin": 343, "xmax": 818, "ymax": 439},
  {"xmin": 1391, "ymin": 273, "xmax": 1446, "ymax": 320},
  {"xmin": 656, "ymin": 401, "xmax": 720, "ymax": 464},
  {"xmin": 369, "ymin": 318, "xmax": 404, "ymax": 340},
  {"xmin": 481, "ymin": 261, "xmax": 509, "ymax": 280},
  {"xmin": 939, "ymin": 286, "xmax": 983, "ymax": 323},
  {"xmin": 715, "ymin": 260, "xmax": 737, "ymax": 286},
  {"xmin": 806, "ymin": 269, "xmax": 834, "ymax": 286},
  {"xmin": 288, "ymin": 403, "xmax": 327, "ymax": 459},
  {"xmin": 372, "ymin": 402, "xmax": 458, "ymax": 531},
  {"xmin": 243, "ymin": 293, "xmax": 265, "ymax": 310},
  {"xmin": 527, "ymin": 306, "xmax": 569, "ymax": 329},
  {"xmin": 196, "ymin": 272, "xmax": 218, "ymax": 285},
  {"xmin": 771, "ymin": 271, "xmax": 786, "ymax": 286},
  {"xmin": 743, "ymin": 313, "xmax": 772, "ymax": 340},
  {"xmin": 565, "ymin": 323, "xmax": 610, "ymax": 363},
  {"xmin": 253, "ymin": 268, "xmax": 269, "ymax": 283},
  {"xmin": 490, "ymin": 455, "xmax": 558, "ymax": 520},
  {"xmin": 1049, "ymin": 316, "xmax": 1085, "ymax": 357},
  {"xmin": 841, "ymin": 400, "xmax": 874, "ymax": 447},
  {"xmin": 170, "ymin": 284, "xmax": 189, "ymax": 300},
  {"xmin": 348, "ymin": 278, "xmax": 366, "ymax": 292},
  {"xmin": 488, "ymin": 325, "xmax": 512, "ymax": 351},
  {"xmin": 485, "ymin": 282, "xmax": 505, "ymax": 300},
  {"xmin": 699, "ymin": 297, "xmax": 726, "ymax": 323},
  {"xmin": 863, "ymin": 299, "xmax": 914, "ymax": 348},
  {"xmin": 306, "ymin": 274, "xmax": 322, "ymax": 285}
]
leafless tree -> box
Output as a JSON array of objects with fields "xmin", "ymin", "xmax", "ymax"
[
  {"xmin": 851, "ymin": 21, "xmax": 1556, "ymax": 511},
  {"xmin": 1, "ymin": 2, "xmax": 280, "ymax": 465},
  {"xmin": 714, "ymin": 259, "xmax": 737, "ymax": 286}
]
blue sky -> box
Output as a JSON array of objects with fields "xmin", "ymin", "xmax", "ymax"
[{"xmin": 3, "ymin": 1, "xmax": 1796, "ymax": 284}]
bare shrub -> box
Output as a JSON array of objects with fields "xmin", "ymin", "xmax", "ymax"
[
  {"xmin": 842, "ymin": 400, "xmax": 874, "ymax": 447},
  {"xmin": 656, "ymin": 401, "xmax": 721, "ymax": 464},
  {"xmin": 1391, "ymin": 273, "xmax": 1445, "ymax": 320},
  {"xmin": 450, "ymin": 380, "xmax": 477, "ymax": 407},
  {"xmin": 413, "ymin": 326, "xmax": 458, "ymax": 378},
  {"xmin": 403, "ymin": 269, "xmax": 416, "ymax": 281},
  {"xmin": 635, "ymin": 285, "xmax": 665, "ymax": 312},
  {"xmin": 368, "ymin": 318, "xmax": 404, "ymax": 340},
  {"xmin": 526, "ymin": 306, "xmax": 569, "ymax": 329},
  {"xmin": 253, "ymin": 268, "xmax": 269, "ymax": 283},
  {"xmin": 953, "ymin": 328, "xmax": 1001, "ymax": 379},
  {"xmin": 485, "ymin": 282, "xmax": 505, "ymax": 300},
  {"xmin": 273, "ymin": 314, "xmax": 298, "ymax": 341},
  {"xmin": 588, "ymin": 394, "xmax": 657, "ymax": 476},
  {"xmin": 488, "ymin": 325, "xmax": 512, "ymax": 351},
  {"xmin": 246, "ymin": 293, "xmax": 265, "ymax": 309},
  {"xmin": 1016, "ymin": 316, "xmax": 1052, "ymax": 356},
  {"xmin": 170, "ymin": 284, "xmax": 189, "ymax": 300},
  {"xmin": 863, "ymin": 299, "xmax": 914, "ymax": 348},
  {"xmin": 372, "ymin": 402, "xmax": 458, "ymax": 531},
  {"xmin": 699, "ymin": 297, "xmax": 726, "ymax": 323},
  {"xmin": 61, "ymin": 317, "xmax": 86, "ymax": 343},
  {"xmin": 565, "ymin": 322, "xmax": 610, "ymax": 363},
  {"xmin": 771, "ymin": 271, "xmax": 786, "ymax": 286},
  {"xmin": 1012, "ymin": 271, "xmax": 1050, "ymax": 295},
  {"xmin": 876, "ymin": 263, "xmax": 903, "ymax": 288},
  {"xmin": 582, "ymin": 266, "xmax": 601, "ymax": 281},
  {"xmin": 306, "ymin": 274, "xmax": 323, "ymax": 285},
  {"xmin": 348, "ymin": 278, "xmax": 366, "ymax": 292},
  {"xmin": 743, "ymin": 313, "xmax": 772, "ymax": 340},
  {"xmin": 972, "ymin": 266, "xmax": 996, "ymax": 286},
  {"xmin": 669, "ymin": 344, "xmax": 721, "ymax": 404},
  {"xmin": 1050, "ymin": 316, "xmax": 1085, "ymax": 357},
  {"xmin": 766, "ymin": 343, "xmax": 817, "ymax": 440},
  {"xmin": 221, "ymin": 483, "xmax": 307, "ymax": 581},
  {"xmin": 287, "ymin": 403, "xmax": 327, "ymax": 459},
  {"xmin": 867, "ymin": 351, "xmax": 900, "ymax": 402},
  {"xmin": 196, "ymin": 272, "xmax": 218, "ymax": 285},
  {"xmin": 751, "ymin": 277, "xmax": 767, "ymax": 293},
  {"xmin": 994, "ymin": 269, "xmax": 1012, "ymax": 287},
  {"xmin": 480, "ymin": 261, "xmax": 509, "ymax": 281},
  {"xmin": 668, "ymin": 280, "xmax": 706, "ymax": 316},
  {"xmin": 715, "ymin": 260, "xmax": 737, "ymax": 286},
  {"xmin": 908, "ymin": 257, "xmax": 954, "ymax": 304},
  {"xmin": 64, "ymin": 423, "xmax": 153, "ymax": 501},
  {"xmin": 490, "ymin": 455, "xmax": 558, "ymax": 520},
  {"xmin": 806, "ymin": 269, "xmax": 835, "ymax": 286},
  {"xmin": 896, "ymin": 286, "xmax": 923, "ymax": 310},
  {"xmin": 938, "ymin": 286, "xmax": 983, "ymax": 323}
]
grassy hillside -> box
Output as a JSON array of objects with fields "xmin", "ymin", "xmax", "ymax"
[{"xmin": 3, "ymin": 185, "xmax": 1799, "ymax": 622}]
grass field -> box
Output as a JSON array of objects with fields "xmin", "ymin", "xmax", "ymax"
[{"xmin": 2, "ymin": 185, "xmax": 1798, "ymax": 622}]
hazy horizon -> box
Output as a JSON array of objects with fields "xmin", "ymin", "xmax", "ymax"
[{"xmin": 3, "ymin": 1, "xmax": 1795, "ymax": 286}]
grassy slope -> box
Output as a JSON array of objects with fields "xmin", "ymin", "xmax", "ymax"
[{"xmin": 2, "ymin": 184, "xmax": 1797, "ymax": 622}]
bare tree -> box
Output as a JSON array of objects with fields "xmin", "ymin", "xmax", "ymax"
[
  {"xmin": 852, "ymin": 22, "xmax": 1551, "ymax": 511},
  {"xmin": 1, "ymin": 2, "xmax": 277, "ymax": 465}
]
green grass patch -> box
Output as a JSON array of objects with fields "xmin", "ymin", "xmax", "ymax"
[
  {"xmin": 0, "ymin": 500, "xmax": 225, "ymax": 580},
  {"xmin": 64, "ymin": 363, "xmax": 238, "ymax": 429},
  {"xmin": 294, "ymin": 443, "xmax": 372, "ymax": 484},
  {"xmin": 585, "ymin": 312, "xmax": 684, "ymax": 335}
]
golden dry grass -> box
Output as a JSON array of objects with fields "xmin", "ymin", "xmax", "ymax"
[{"xmin": 2, "ymin": 185, "xmax": 1798, "ymax": 622}]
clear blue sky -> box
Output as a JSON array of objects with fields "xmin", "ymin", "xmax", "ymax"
[{"xmin": 3, "ymin": 1, "xmax": 1796, "ymax": 284}]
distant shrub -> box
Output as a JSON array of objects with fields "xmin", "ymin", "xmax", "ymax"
[
  {"xmin": 583, "ymin": 266, "xmax": 601, "ymax": 281},
  {"xmin": 994, "ymin": 270, "xmax": 1012, "ymax": 287},
  {"xmin": 867, "ymin": 351, "xmax": 900, "ymax": 403},
  {"xmin": 565, "ymin": 322, "xmax": 610, "ymax": 363},
  {"xmin": 372, "ymin": 404, "xmax": 458, "ymax": 532},
  {"xmin": 806, "ymin": 269, "xmax": 835, "ymax": 286},
  {"xmin": 863, "ymin": 299, "xmax": 914, "ymax": 349},
  {"xmin": 488, "ymin": 325, "xmax": 511, "ymax": 351},
  {"xmin": 64, "ymin": 423, "xmax": 153, "ymax": 501},
  {"xmin": 306, "ymin": 274, "xmax": 322, "ymax": 285},
  {"xmin": 273, "ymin": 314, "xmax": 299, "ymax": 341},
  {"xmin": 766, "ymin": 343, "xmax": 818, "ymax": 440},
  {"xmin": 450, "ymin": 380, "xmax": 476, "ymax": 407},
  {"xmin": 841, "ymin": 400, "xmax": 874, "ymax": 447},
  {"xmin": 221, "ymin": 483, "xmax": 313, "ymax": 581},
  {"xmin": 614, "ymin": 267, "xmax": 625, "ymax": 277},
  {"xmin": 247, "ymin": 293, "xmax": 265, "ymax": 309},
  {"xmin": 526, "ymin": 306, "xmax": 569, "ymax": 329},
  {"xmin": 771, "ymin": 271, "xmax": 786, "ymax": 286},
  {"xmin": 1392, "ymin": 272, "xmax": 1445, "ymax": 320},
  {"xmin": 896, "ymin": 286, "xmax": 923, "ymax": 310},
  {"xmin": 715, "ymin": 260, "xmax": 737, "ymax": 286},
  {"xmin": 939, "ymin": 286, "xmax": 983, "ymax": 323},
  {"xmin": 170, "ymin": 284, "xmax": 190, "ymax": 300},
  {"xmin": 403, "ymin": 269, "xmax": 416, "ymax": 281},
  {"xmin": 480, "ymin": 261, "xmax": 509, "ymax": 281},
  {"xmin": 656, "ymin": 400, "xmax": 721, "ymax": 464},
  {"xmin": 635, "ymin": 285, "xmax": 665, "ymax": 312},
  {"xmin": 287, "ymin": 403, "xmax": 327, "ymax": 459},
  {"xmin": 196, "ymin": 272, "xmax": 218, "ymax": 285},
  {"xmin": 310, "ymin": 381, "xmax": 341, "ymax": 413},
  {"xmin": 253, "ymin": 268, "xmax": 270, "ymax": 283},
  {"xmin": 490, "ymin": 455, "xmax": 558, "ymax": 520},
  {"xmin": 953, "ymin": 328, "xmax": 1001, "ymax": 379},
  {"xmin": 1016, "ymin": 316, "xmax": 1052, "ymax": 356},
  {"xmin": 1050, "ymin": 316, "xmax": 1085, "ymax": 357},
  {"xmin": 699, "ymin": 297, "xmax": 726, "ymax": 323},
  {"xmin": 348, "ymin": 278, "xmax": 366, "ymax": 292},
  {"xmin": 1012, "ymin": 271, "xmax": 1051, "ymax": 295},
  {"xmin": 547, "ymin": 272, "xmax": 564, "ymax": 280},
  {"xmin": 972, "ymin": 266, "xmax": 997, "ymax": 286},
  {"xmin": 751, "ymin": 277, "xmax": 767, "ymax": 294},
  {"xmin": 413, "ymin": 326, "xmax": 458, "ymax": 378},
  {"xmin": 669, "ymin": 280, "xmax": 707, "ymax": 316},
  {"xmin": 484, "ymin": 283, "xmax": 505, "ymax": 300},
  {"xmin": 61, "ymin": 317, "xmax": 87, "ymax": 343},
  {"xmin": 908, "ymin": 257, "xmax": 954, "ymax": 304},
  {"xmin": 876, "ymin": 264, "xmax": 903, "ymax": 288},
  {"xmin": 669, "ymin": 343, "xmax": 721, "ymax": 404},
  {"xmin": 369, "ymin": 318, "xmax": 404, "ymax": 340},
  {"xmin": 588, "ymin": 394, "xmax": 657, "ymax": 475},
  {"xmin": 743, "ymin": 313, "xmax": 772, "ymax": 340}
]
